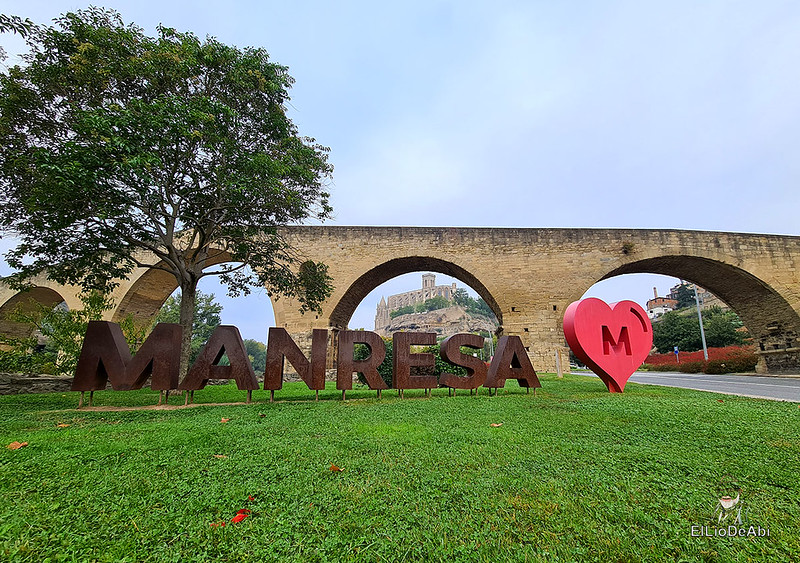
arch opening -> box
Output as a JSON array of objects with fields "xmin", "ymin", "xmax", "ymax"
[
  {"xmin": 113, "ymin": 250, "xmax": 237, "ymax": 324},
  {"xmin": 328, "ymin": 256, "xmax": 503, "ymax": 334},
  {"xmin": 589, "ymin": 256, "xmax": 800, "ymax": 373},
  {"xmin": 111, "ymin": 255, "xmax": 277, "ymax": 349},
  {"xmin": 0, "ymin": 287, "xmax": 69, "ymax": 342}
]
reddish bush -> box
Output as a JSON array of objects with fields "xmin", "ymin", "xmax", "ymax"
[{"xmin": 641, "ymin": 346, "xmax": 757, "ymax": 374}]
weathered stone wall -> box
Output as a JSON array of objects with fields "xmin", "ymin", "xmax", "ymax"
[
  {"xmin": 0, "ymin": 373, "xmax": 73, "ymax": 395},
  {"xmin": 276, "ymin": 227, "xmax": 800, "ymax": 374}
]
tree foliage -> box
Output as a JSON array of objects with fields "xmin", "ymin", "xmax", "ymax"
[
  {"xmin": 453, "ymin": 288, "xmax": 470, "ymax": 307},
  {"xmin": 652, "ymin": 306, "xmax": 745, "ymax": 353},
  {"xmin": 389, "ymin": 305, "xmax": 415, "ymax": 319},
  {"xmin": 243, "ymin": 338, "xmax": 267, "ymax": 372},
  {"xmin": 702, "ymin": 307, "xmax": 745, "ymax": 348},
  {"xmin": 154, "ymin": 290, "xmax": 222, "ymax": 363},
  {"xmin": 352, "ymin": 338, "xmax": 470, "ymax": 388},
  {"xmin": 454, "ymin": 288, "xmax": 494, "ymax": 319},
  {"xmin": 353, "ymin": 338, "xmax": 393, "ymax": 387},
  {"xmin": 671, "ymin": 284, "xmax": 696, "ymax": 310},
  {"xmin": 0, "ymin": 8, "xmax": 334, "ymax": 377},
  {"xmin": 414, "ymin": 296, "xmax": 451, "ymax": 313},
  {"xmin": 0, "ymin": 14, "xmax": 34, "ymax": 37}
]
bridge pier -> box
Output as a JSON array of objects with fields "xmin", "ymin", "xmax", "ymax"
[
  {"xmin": 753, "ymin": 324, "xmax": 800, "ymax": 374},
  {"xmin": 757, "ymin": 350, "xmax": 800, "ymax": 374}
]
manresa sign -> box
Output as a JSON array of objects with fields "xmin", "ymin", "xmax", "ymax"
[
  {"xmin": 71, "ymin": 322, "xmax": 541, "ymax": 401},
  {"xmin": 71, "ymin": 299, "xmax": 651, "ymax": 403}
]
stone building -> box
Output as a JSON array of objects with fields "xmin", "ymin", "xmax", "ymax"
[
  {"xmin": 374, "ymin": 273, "xmax": 458, "ymax": 333},
  {"xmin": 668, "ymin": 281, "xmax": 729, "ymax": 311},
  {"xmin": 646, "ymin": 287, "xmax": 677, "ymax": 320}
]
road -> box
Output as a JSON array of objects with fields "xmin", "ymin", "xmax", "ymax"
[{"xmin": 622, "ymin": 372, "xmax": 800, "ymax": 402}]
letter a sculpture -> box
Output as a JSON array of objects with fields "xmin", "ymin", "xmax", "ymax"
[{"xmin": 563, "ymin": 298, "xmax": 653, "ymax": 393}]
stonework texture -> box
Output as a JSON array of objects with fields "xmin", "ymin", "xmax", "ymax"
[{"xmin": 0, "ymin": 373, "xmax": 73, "ymax": 395}]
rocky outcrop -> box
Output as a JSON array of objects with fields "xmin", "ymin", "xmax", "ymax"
[{"xmin": 379, "ymin": 305, "xmax": 497, "ymax": 338}]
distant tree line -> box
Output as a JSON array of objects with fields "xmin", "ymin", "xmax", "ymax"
[
  {"xmin": 454, "ymin": 288, "xmax": 494, "ymax": 318},
  {"xmin": 652, "ymin": 306, "xmax": 747, "ymax": 353}
]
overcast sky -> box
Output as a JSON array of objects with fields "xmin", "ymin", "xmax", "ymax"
[{"xmin": 2, "ymin": 1, "xmax": 799, "ymax": 340}]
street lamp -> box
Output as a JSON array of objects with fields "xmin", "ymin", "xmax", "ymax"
[{"xmin": 693, "ymin": 283, "xmax": 709, "ymax": 360}]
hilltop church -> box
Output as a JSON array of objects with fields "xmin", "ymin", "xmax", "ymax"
[{"xmin": 374, "ymin": 273, "xmax": 457, "ymax": 332}]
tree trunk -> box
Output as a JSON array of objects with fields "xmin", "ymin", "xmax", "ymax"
[{"xmin": 178, "ymin": 280, "xmax": 198, "ymax": 382}]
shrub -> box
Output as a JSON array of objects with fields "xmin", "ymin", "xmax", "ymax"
[
  {"xmin": 641, "ymin": 363, "xmax": 677, "ymax": 372},
  {"xmin": 704, "ymin": 356, "xmax": 758, "ymax": 374},
  {"xmin": 641, "ymin": 346, "xmax": 758, "ymax": 375},
  {"xmin": 352, "ymin": 339, "xmax": 471, "ymax": 388},
  {"xmin": 353, "ymin": 339, "xmax": 393, "ymax": 387},
  {"xmin": 677, "ymin": 361, "xmax": 704, "ymax": 373}
]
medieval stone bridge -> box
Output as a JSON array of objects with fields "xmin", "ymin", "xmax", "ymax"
[{"xmin": 2, "ymin": 227, "xmax": 799, "ymax": 374}]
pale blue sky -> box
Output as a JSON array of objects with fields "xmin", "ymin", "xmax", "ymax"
[{"xmin": 2, "ymin": 1, "xmax": 799, "ymax": 340}]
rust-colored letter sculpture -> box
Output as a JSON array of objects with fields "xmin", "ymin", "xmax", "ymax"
[
  {"xmin": 264, "ymin": 327, "xmax": 328, "ymax": 391},
  {"xmin": 485, "ymin": 335, "xmax": 541, "ymax": 390},
  {"xmin": 392, "ymin": 332, "xmax": 438, "ymax": 390},
  {"xmin": 73, "ymin": 323, "xmax": 548, "ymax": 402},
  {"xmin": 337, "ymin": 330, "xmax": 388, "ymax": 390},
  {"xmin": 438, "ymin": 333, "xmax": 487, "ymax": 389},
  {"xmin": 178, "ymin": 326, "xmax": 259, "ymax": 391},
  {"xmin": 72, "ymin": 321, "xmax": 182, "ymax": 391},
  {"xmin": 563, "ymin": 298, "xmax": 652, "ymax": 393}
]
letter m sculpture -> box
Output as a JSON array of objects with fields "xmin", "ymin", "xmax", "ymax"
[{"xmin": 72, "ymin": 321, "xmax": 182, "ymax": 391}]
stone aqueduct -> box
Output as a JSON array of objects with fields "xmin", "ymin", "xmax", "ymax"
[{"xmin": 2, "ymin": 227, "xmax": 799, "ymax": 374}]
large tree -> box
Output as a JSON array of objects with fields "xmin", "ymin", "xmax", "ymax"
[
  {"xmin": 0, "ymin": 8, "xmax": 333, "ymax": 377},
  {"xmin": 0, "ymin": 14, "xmax": 34, "ymax": 37}
]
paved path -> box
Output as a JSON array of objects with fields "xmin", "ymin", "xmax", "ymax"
[{"xmin": 625, "ymin": 372, "xmax": 800, "ymax": 402}]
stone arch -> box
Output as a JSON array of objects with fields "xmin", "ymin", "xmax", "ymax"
[
  {"xmin": 0, "ymin": 286, "xmax": 69, "ymax": 341},
  {"xmin": 110, "ymin": 251, "xmax": 279, "ymax": 326},
  {"xmin": 327, "ymin": 256, "xmax": 503, "ymax": 331},
  {"xmin": 587, "ymin": 255, "xmax": 800, "ymax": 373},
  {"xmin": 111, "ymin": 266, "xmax": 180, "ymax": 324}
]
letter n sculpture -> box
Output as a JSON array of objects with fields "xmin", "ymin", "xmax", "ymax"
[{"xmin": 563, "ymin": 298, "xmax": 653, "ymax": 393}]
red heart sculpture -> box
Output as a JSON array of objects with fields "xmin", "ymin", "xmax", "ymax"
[{"xmin": 563, "ymin": 298, "xmax": 653, "ymax": 393}]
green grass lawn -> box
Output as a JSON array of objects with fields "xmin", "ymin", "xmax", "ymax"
[{"xmin": 1, "ymin": 374, "xmax": 798, "ymax": 562}]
